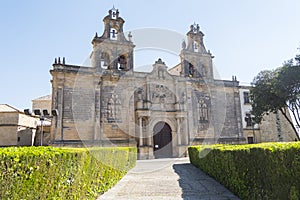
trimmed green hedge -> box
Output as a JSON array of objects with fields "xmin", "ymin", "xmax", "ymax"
[
  {"xmin": 0, "ymin": 146, "xmax": 136, "ymax": 199},
  {"xmin": 189, "ymin": 142, "xmax": 300, "ymax": 200}
]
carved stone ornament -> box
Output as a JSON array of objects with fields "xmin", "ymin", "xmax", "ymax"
[{"xmin": 152, "ymin": 85, "xmax": 171, "ymax": 104}]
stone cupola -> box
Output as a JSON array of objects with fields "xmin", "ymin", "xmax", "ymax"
[
  {"xmin": 90, "ymin": 7, "xmax": 135, "ymax": 71},
  {"xmin": 180, "ymin": 24, "xmax": 214, "ymax": 80}
]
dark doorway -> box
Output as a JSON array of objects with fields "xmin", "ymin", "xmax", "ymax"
[
  {"xmin": 248, "ymin": 137, "xmax": 254, "ymax": 144},
  {"xmin": 153, "ymin": 122, "xmax": 172, "ymax": 158}
]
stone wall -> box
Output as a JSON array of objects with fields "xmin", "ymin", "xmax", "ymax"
[
  {"xmin": 18, "ymin": 128, "xmax": 35, "ymax": 146},
  {"xmin": 0, "ymin": 126, "xmax": 18, "ymax": 146},
  {"xmin": 18, "ymin": 113, "xmax": 38, "ymax": 128},
  {"xmin": 32, "ymin": 96, "xmax": 52, "ymax": 112},
  {"xmin": 0, "ymin": 112, "xmax": 19, "ymax": 146},
  {"xmin": 50, "ymin": 60, "xmax": 245, "ymax": 152},
  {"xmin": 0, "ymin": 112, "xmax": 38, "ymax": 146},
  {"xmin": 259, "ymin": 111, "xmax": 296, "ymax": 142}
]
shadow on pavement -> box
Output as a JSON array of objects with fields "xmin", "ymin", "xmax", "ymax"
[{"xmin": 173, "ymin": 163, "xmax": 240, "ymax": 200}]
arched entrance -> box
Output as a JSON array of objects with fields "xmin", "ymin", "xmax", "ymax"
[{"xmin": 153, "ymin": 122, "xmax": 172, "ymax": 158}]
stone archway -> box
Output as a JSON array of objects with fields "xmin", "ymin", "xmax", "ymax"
[{"xmin": 153, "ymin": 122, "xmax": 173, "ymax": 158}]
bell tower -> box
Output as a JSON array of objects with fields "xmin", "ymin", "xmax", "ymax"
[
  {"xmin": 180, "ymin": 24, "xmax": 214, "ymax": 80},
  {"xmin": 90, "ymin": 7, "xmax": 135, "ymax": 71}
]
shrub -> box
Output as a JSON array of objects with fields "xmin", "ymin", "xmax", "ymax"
[
  {"xmin": 0, "ymin": 146, "xmax": 136, "ymax": 199},
  {"xmin": 188, "ymin": 142, "xmax": 300, "ymax": 200}
]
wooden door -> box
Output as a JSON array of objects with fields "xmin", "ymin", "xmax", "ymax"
[{"xmin": 153, "ymin": 122, "xmax": 172, "ymax": 158}]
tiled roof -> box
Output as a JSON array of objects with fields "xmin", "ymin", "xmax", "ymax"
[
  {"xmin": 0, "ymin": 104, "xmax": 21, "ymax": 113},
  {"xmin": 32, "ymin": 94, "xmax": 52, "ymax": 101}
]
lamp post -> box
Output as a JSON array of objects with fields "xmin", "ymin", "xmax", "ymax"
[
  {"xmin": 24, "ymin": 108, "xmax": 58, "ymax": 146},
  {"xmin": 40, "ymin": 116, "xmax": 44, "ymax": 146}
]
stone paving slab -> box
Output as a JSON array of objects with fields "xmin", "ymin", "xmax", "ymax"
[{"xmin": 98, "ymin": 157, "xmax": 240, "ymax": 200}]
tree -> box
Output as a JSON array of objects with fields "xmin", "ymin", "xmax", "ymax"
[{"xmin": 250, "ymin": 55, "xmax": 300, "ymax": 140}]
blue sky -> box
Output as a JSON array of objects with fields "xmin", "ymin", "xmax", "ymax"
[{"xmin": 1, "ymin": 0, "xmax": 300, "ymax": 110}]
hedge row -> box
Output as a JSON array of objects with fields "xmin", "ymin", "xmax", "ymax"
[
  {"xmin": 188, "ymin": 142, "xmax": 300, "ymax": 200},
  {"xmin": 0, "ymin": 146, "xmax": 136, "ymax": 199}
]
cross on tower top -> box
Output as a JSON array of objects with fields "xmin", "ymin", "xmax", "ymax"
[
  {"xmin": 191, "ymin": 23, "xmax": 201, "ymax": 34},
  {"xmin": 193, "ymin": 23, "xmax": 197, "ymax": 33},
  {"xmin": 110, "ymin": 6, "xmax": 119, "ymax": 19}
]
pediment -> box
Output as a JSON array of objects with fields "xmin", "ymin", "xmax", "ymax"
[{"xmin": 147, "ymin": 58, "xmax": 174, "ymax": 81}]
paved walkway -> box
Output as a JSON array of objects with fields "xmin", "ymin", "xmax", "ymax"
[{"xmin": 98, "ymin": 157, "xmax": 240, "ymax": 200}]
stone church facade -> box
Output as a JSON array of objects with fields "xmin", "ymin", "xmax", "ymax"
[{"xmin": 50, "ymin": 8, "xmax": 247, "ymax": 159}]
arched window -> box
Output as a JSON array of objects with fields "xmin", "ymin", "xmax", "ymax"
[
  {"xmin": 100, "ymin": 52, "xmax": 110, "ymax": 69},
  {"xmin": 188, "ymin": 63, "xmax": 194, "ymax": 77},
  {"xmin": 193, "ymin": 41, "xmax": 199, "ymax": 52},
  {"xmin": 118, "ymin": 55, "xmax": 127, "ymax": 70}
]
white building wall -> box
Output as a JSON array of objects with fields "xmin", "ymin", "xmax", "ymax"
[
  {"xmin": 239, "ymin": 87, "xmax": 296, "ymax": 143},
  {"xmin": 239, "ymin": 88, "xmax": 252, "ymax": 128}
]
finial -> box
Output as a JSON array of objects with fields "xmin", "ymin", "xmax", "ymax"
[
  {"xmin": 54, "ymin": 58, "xmax": 57, "ymax": 64},
  {"xmin": 155, "ymin": 58, "xmax": 165, "ymax": 65},
  {"xmin": 193, "ymin": 22, "xmax": 197, "ymax": 33},
  {"xmin": 232, "ymin": 76, "xmax": 237, "ymax": 81},
  {"xmin": 128, "ymin": 32, "xmax": 132, "ymax": 42},
  {"xmin": 190, "ymin": 25, "xmax": 194, "ymax": 31},
  {"xmin": 95, "ymin": 32, "xmax": 98, "ymax": 37},
  {"xmin": 116, "ymin": 9, "xmax": 119, "ymax": 18},
  {"xmin": 110, "ymin": 6, "xmax": 117, "ymax": 19},
  {"xmin": 63, "ymin": 57, "xmax": 65, "ymax": 65},
  {"xmin": 182, "ymin": 39, "xmax": 186, "ymax": 49},
  {"xmin": 58, "ymin": 57, "xmax": 61, "ymax": 64}
]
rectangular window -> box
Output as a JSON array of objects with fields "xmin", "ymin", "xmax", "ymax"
[
  {"xmin": 245, "ymin": 113, "xmax": 252, "ymax": 127},
  {"xmin": 243, "ymin": 92, "xmax": 250, "ymax": 104}
]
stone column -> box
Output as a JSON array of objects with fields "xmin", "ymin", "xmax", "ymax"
[
  {"xmin": 234, "ymin": 91, "xmax": 243, "ymax": 137},
  {"xmin": 148, "ymin": 134, "xmax": 152, "ymax": 146},
  {"xmin": 147, "ymin": 119, "xmax": 152, "ymax": 146},
  {"xmin": 183, "ymin": 117, "xmax": 189, "ymax": 145},
  {"xmin": 139, "ymin": 117, "xmax": 143, "ymax": 146},
  {"xmin": 147, "ymin": 81, "xmax": 151, "ymax": 103},
  {"xmin": 55, "ymin": 87, "xmax": 64, "ymax": 141},
  {"xmin": 94, "ymin": 79, "xmax": 101, "ymax": 140},
  {"xmin": 177, "ymin": 118, "xmax": 181, "ymax": 145}
]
